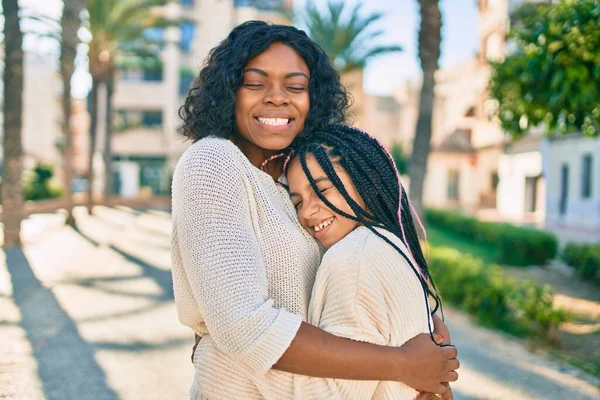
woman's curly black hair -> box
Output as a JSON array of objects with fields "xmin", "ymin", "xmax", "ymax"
[{"xmin": 179, "ymin": 20, "xmax": 351, "ymax": 142}]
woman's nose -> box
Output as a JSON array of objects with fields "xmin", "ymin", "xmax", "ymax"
[{"xmin": 263, "ymin": 85, "xmax": 289, "ymax": 106}]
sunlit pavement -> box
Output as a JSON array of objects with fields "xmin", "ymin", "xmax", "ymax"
[{"xmin": 1, "ymin": 207, "xmax": 599, "ymax": 400}]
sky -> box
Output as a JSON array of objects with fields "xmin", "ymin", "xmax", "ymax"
[
  {"xmin": 292, "ymin": 0, "xmax": 480, "ymax": 95},
  {"xmin": 16, "ymin": 0, "xmax": 480, "ymax": 97}
]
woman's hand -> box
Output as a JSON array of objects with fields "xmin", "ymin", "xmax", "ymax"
[{"xmin": 395, "ymin": 333, "xmax": 459, "ymax": 395}]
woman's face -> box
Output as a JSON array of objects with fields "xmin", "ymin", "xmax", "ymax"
[
  {"xmin": 287, "ymin": 154, "xmax": 365, "ymax": 249},
  {"xmin": 235, "ymin": 43, "xmax": 310, "ymax": 155}
]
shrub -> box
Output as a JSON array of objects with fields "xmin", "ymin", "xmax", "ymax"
[
  {"xmin": 23, "ymin": 163, "xmax": 63, "ymax": 201},
  {"xmin": 562, "ymin": 243, "xmax": 600, "ymax": 284},
  {"xmin": 430, "ymin": 246, "xmax": 569, "ymax": 342},
  {"xmin": 426, "ymin": 208, "xmax": 558, "ymax": 266}
]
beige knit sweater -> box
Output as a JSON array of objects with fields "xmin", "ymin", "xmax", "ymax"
[
  {"xmin": 172, "ymin": 137, "xmax": 430, "ymax": 399},
  {"xmin": 171, "ymin": 137, "xmax": 322, "ymax": 399}
]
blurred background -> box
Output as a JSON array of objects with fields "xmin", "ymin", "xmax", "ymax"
[{"xmin": 1, "ymin": 0, "xmax": 599, "ymax": 399}]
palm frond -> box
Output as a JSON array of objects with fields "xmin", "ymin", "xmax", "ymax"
[{"xmin": 300, "ymin": 0, "xmax": 402, "ymax": 73}]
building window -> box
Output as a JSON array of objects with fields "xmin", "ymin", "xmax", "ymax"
[
  {"xmin": 448, "ymin": 170, "xmax": 460, "ymax": 201},
  {"xmin": 491, "ymin": 172, "xmax": 499, "ymax": 191},
  {"xmin": 143, "ymin": 65, "xmax": 163, "ymax": 82},
  {"xmin": 180, "ymin": 67, "xmax": 196, "ymax": 96},
  {"xmin": 581, "ymin": 154, "xmax": 593, "ymax": 199},
  {"xmin": 235, "ymin": 0, "xmax": 285, "ymax": 10},
  {"xmin": 115, "ymin": 110, "xmax": 163, "ymax": 131},
  {"xmin": 180, "ymin": 22, "xmax": 196, "ymax": 52}
]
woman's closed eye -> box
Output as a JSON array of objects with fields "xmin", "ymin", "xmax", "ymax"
[
  {"xmin": 244, "ymin": 83, "xmax": 264, "ymax": 89},
  {"xmin": 287, "ymin": 86, "xmax": 306, "ymax": 92}
]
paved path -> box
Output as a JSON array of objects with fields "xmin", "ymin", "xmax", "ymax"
[{"xmin": 1, "ymin": 207, "xmax": 599, "ymax": 400}]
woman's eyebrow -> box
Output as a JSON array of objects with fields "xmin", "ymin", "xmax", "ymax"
[
  {"xmin": 244, "ymin": 67, "xmax": 268, "ymax": 76},
  {"xmin": 243, "ymin": 68, "xmax": 309, "ymax": 80},
  {"xmin": 285, "ymin": 72, "xmax": 309, "ymax": 79}
]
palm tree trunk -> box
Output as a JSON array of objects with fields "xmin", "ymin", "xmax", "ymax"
[
  {"xmin": 408, "ymin": 0, "xmax": 442, "ymax": 217},
  {"xmin": 86, "ymin": 78, "xmax": 99, "ymax": 214},
  {"xmin": 103, "ymin": 68, "xmax": 115, "ymax": 201},
  {"xmin": 60, "ymin": 0, "xmax": 86, "ymax": 226},
  {"xmin": 2, "ymin": 0, "xmax": 24, "ymax": 248}
]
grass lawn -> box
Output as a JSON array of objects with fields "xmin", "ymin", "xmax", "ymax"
[{"xmin": 425, "ymin": 225, "xmax": 498, "ymax": 265}]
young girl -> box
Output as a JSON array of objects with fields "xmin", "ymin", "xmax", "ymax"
[{"xmin": 284, "ymin": 124, "xmax": 447, "ymax": 399}]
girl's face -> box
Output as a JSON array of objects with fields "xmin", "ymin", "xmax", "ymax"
[
  {"xmin": 287, "ymin": 154, "xmax": 366, "ymax": 249},
  {"xmin": 234, "ymin": 43, "xmax": 310, "ymax": 164}
]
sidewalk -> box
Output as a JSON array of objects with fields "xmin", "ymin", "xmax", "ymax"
[{"xmin": 1, "ymin": 207, "xmax": 599, "ymax": 400}]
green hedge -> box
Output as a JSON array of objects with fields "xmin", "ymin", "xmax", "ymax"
[
  {"xmin": 562, "ymin": 243, "xmax": 600, "ymax": 284},
  {"xmin": 23, "ymin": 163, "xmax": 63, "ymax": 201},
  {"xmin": 426, "ymin": 209, "xmax": 558, "ymax": 266},
  {"xmin": 430, "ymin": 247, "xmax": 569, "ymax": 342}
]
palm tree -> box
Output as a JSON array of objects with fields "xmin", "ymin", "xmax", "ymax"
[
  {"xmin": 408, "ymin": 0, "xmax": 442, "ymax": 216},
  {"xmin": 298, "ymin": 1, "xmax": 402, "ymax": 74},
  {"xmin": 60, "ymin": 0, "xmax": 88, "ymax": 226},
  {"xmin": 1, "ymin": 0, "xmax": 25, "ymax": 247},
  {"xmin": 85, "ymin": 0, "xmax": 169, "ymax": 212}
]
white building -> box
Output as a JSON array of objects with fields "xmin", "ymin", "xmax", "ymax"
[
  {"xmin": 496, "ymin": 135, "xmax": 545, "ymax": 221},
  {"xmin": 393, "ymin": 55, "xmax": 505, "ymax": 212},
  {"xmin": 0, "ymin": 52, "xmax": 63, "ymax": 172},
  {"xmin": 109, "ymin": 0, "xmax": 293, "ymax": 198},
  {"xmin": 542, "ymin": 136, "xmax": 600, "ymax": 230}
]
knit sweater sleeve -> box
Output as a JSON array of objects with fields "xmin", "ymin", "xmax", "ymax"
[{"xmin": 171, "ymin": 139, "xmax": 302, "ymax": 375}]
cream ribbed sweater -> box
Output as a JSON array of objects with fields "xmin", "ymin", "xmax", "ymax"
[
  {"xmin": 287, "ymin": 226, "xmax": 432, "ymax": 399},
  {"xmin": 171, "ymin": 137, "xmax": 322, "ymax": 399},
  {"xmin": 172, "ymin": 137, "xmax": 430, "ymax": 399}
]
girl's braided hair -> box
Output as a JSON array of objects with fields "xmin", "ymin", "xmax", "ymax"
[{"xmin": 287, "ymin": 124, "xmax": 443, "ymax": 336}]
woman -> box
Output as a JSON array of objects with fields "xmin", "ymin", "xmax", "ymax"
[
  {"xmin": 172, "ymin": 21, "xmax": 458, "ymax": 399},
  {"xmin": 283, "ymin": 124, "xmax": 448, "ymax": 399}
]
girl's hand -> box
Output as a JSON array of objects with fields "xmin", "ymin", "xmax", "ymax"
[
  {"xmin": 416, "ymin": 383, "xmax": 453, "ymax": 399},
  {"xmin": 432, "ymin": 313, "xmax": 451, "ymax": 345}
]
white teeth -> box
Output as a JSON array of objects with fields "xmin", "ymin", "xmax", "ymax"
[
  {"xmin": 314, "ymin": 218, "xmax": 334, "ymax": 232},
  {"xmin": 257, "ymin": 117, "xmax": 290, "ymax": 126}
]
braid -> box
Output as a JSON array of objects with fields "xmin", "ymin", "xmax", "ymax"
[{"xmin": 289, "ymin": 124, "xmax": 444, "ymax": 336}]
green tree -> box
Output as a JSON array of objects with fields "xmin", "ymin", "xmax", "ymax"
[
  {"xmin": 84, "ymin": 0, "xmax": 170, "ymax": 212},
  {"xmin": 297, "ymin": 0, "xmax": 402, "ymax": 74},
  {"xmin": 490, "ymin": 0, "xmax": 600, "ymax": 137},
  {"xmin": 1, "ymin": 0, "xmax": 24, "ymax": 247},
  {"xmin": 408, "ymin": 0, "xmax": 442, "ymax": 215},
  {"xmin": 391, "ymin": 143, "xmax": 408, "ymax": 175}
]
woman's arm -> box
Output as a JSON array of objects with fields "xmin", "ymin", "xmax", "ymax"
[{"xmin": 275, "ymin": 322, "xmax": 458, "ymax": 395}]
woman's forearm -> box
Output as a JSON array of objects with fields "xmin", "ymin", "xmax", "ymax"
[
  {"xmin": 273, "ymin": 322, "xmax": 459, "ymax": 394},
  {"xmin": 273, "ymin": 322, "xmax": 399, "ymax": 381}
]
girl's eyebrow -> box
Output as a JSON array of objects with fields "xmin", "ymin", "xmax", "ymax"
[{"xmin": 289, "ymin": 177, "xmax": 330, "ymax": 197}]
